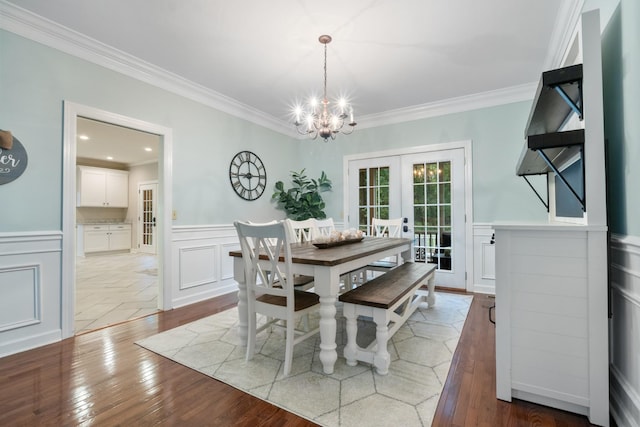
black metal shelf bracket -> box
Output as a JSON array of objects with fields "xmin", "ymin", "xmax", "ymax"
[
  {"xmin": 522, "ymin": 175, "xmax": 549, "ymax": 211},
  {"xmin": 553, "ymin": 83, "xmax": 583, "ymax": 120},
  {"xmin": 536, "ymin": 149, "xmax": 586, "ymax": 211}
]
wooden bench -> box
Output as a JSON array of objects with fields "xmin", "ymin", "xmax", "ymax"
[{"xmin": 338, "ymin": 262, "xmax": 437, "ymax": 375}]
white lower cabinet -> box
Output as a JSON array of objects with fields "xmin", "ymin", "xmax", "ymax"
[
  {"xmin": 78, "ymin": 224, "xmax": 132, "ymax": 255},
  {"xmin": 493, "ymin": 224, "xmax": 609, "ymax": 426}
]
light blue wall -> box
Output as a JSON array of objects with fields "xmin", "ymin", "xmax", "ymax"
[
  {"xmin": 297, "ymin": 102, "xmax": 548, "ymax": 224},
  {"xmin": 600, "ymin": 0, "xmax": 640, "ymax": 236},
  {"xmin": 1, "ymin": 28, "xmax": 549, "ymax": 233},
  {"xmin": 0, "ymin": 29, "xmax": 298, "ymax": 232}
]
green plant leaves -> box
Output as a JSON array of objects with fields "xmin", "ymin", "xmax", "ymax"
[{"xmin": 272, "ymin": 169, "xmax": 332, "ymax": 220}]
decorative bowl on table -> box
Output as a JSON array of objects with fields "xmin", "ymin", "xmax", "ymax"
[{"xmin": 313, "ymin": 229, "xmax": 364, "ymax": 249}]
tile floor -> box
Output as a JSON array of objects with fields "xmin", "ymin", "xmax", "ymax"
[{"xmin": 75, "ymin": 252, "xmax": 159, "ymax": 334}]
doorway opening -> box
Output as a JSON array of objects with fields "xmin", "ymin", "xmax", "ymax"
[{"xmin": 61, "ymin": 102, "xmax": 173, "ymax": 338}]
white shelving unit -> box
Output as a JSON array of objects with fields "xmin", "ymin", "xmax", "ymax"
[{"xmin": 493, "ymin": 10, "xmax": 609, "ymax": 426}]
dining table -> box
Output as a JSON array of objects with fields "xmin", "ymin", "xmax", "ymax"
[{"xmin": 229, "ymin": 236, "xmax": 413, "ymax": 375}]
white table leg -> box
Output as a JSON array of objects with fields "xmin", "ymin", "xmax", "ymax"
[
  {"xmin": 233, "ymin": 257, "xmax": 248, "ymax": 344},
  {"xmin": 343, "ymin": 303, "xmax": 358, "ymax": 366},
  {"xmin": 315, "ymin": 268, "xmax": 339, "ymax": 374}
]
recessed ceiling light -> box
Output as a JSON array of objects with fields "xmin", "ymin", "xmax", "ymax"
[
  {"xmin": 78, "ymin": 134, "xmax": 89, "ymax": 140},
  {"xmin": 106, "ymin": 156, "xmax": 113, "ymax": 160},
  {"xmin": 144, "ymin": 147, "xmax": 152, "ymax": 152}
]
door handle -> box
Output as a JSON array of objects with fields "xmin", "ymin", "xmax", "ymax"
[{"xmin": 152, "ymin": 217, "xmax": 156, "ymax": 227}]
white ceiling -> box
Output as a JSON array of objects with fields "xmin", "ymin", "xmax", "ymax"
[
  {"xmin": 76, "ymin": 117, "xmax": 160, "ymax": 166},
  {"xmin": 4, "ymin": 0, "xmax": 579, "ymax": 162}
]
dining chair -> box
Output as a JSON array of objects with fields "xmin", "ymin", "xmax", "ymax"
[
  {"xmin": 284, "ymin": 219, "xmax": 317, "ymax": 290},
  {"xmin": 313, "ymin": 217, "xmax": 336, "ymax": 239},
  {"xmin": 234, "ymin": 220, "xmax": 320, "ymax": 377},
  {"xmin": 360, "ymin": 217, "xmax": 404, "ymax": 281}
]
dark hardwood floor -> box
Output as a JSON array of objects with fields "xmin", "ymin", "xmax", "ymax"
[{"xmin": 0, "ymin": 293, "xmax": 598, "ymax": 426}]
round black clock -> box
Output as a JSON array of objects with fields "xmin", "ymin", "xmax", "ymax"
[{"xmin": 229, "ymin": 151, "xmax": 267, "ymax": 201}]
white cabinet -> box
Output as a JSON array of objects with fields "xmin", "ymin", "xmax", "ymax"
[
  {"xmin": 77, "ymin": 224, "xmax": 132, "ymax": 255},
  {"xmin": 494, "ymin": 225, "xmax": 608, "ymax": 424},
  {"xmin": 77, "ymin": 166, "xmax": 129, "ymax": 207}
]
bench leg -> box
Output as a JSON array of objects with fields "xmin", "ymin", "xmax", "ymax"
[
  {"xmin": 343, "ymin": 303, "xmax": 358, "ymax": 367},
  {"xmin": 372, "ymin": 310, "xmax": 391, "ymax": 375}
]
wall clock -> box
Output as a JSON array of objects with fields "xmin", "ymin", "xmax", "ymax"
[{"xmin": 229, "ymin": 150, "xmax": 267, "ymax": 201}]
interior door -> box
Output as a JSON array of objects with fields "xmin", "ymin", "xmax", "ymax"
[
  {"xmin": 348, "ymin": 156, "xmax": 401, "ymax": 233},
  {"xmin": 138, "ymin": 182, "xmax": 158, "ymax": 254},
  {"xmin": 401, "ymin": 148, "xmax": 466, "ymax": 289}
]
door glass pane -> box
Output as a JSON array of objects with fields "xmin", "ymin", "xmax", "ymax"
[
  {"xmin": 142, "ymin": 189, "xmax": 153, "ymax": 245},
  {"xmin": 358, "ymin": 166, "xmax": 391, "ymax": 235},
  {"xmin": 412, "ymin": 160, "xmax": 452, "ymax": 270}
]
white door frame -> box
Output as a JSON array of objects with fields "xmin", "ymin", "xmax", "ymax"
[
  {"xmin": 61, "ymin": 101, "xmax": 173, "ymax": 338},
  {"xmin": 343, "ymin": 140, "xmax": 473, "ymax": 291}
]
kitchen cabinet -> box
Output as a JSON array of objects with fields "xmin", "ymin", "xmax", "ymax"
[
  {"xmin": 77, "ymin": 166, "xmax": 129, "ymax": 207},
  {"xmin": 77, "ymin": 224, "xmax": 132, "ymax": 255}
]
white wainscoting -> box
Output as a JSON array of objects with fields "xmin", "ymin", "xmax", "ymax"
[
  {"xmin": 609, "ymin": 234, "xmax": 640, "ymax": 427},
  {"xmin": 472, "ymin": 224, "xmax": 495, "ymax": 294},
  {"xmin": 0, "ymin": 232, "xmax": 62, "ymax": 358},
  {"xmin": 171, "ymin": 225, "xmax": 240, "ymax": 308}
]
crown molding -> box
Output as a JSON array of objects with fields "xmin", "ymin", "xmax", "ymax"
[
  {"xmin": 543, "ymin": 0, "xmax": 585, "ymax": 69},
  {"xmin": 355, "ymin": 82, "xmax": 537, "ymax": 130}
]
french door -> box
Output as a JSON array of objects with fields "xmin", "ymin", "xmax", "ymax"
[
  {"xmin": 138, "ymin": 182, "xmax": 158, "ymax": 254},
  {"xmin": 348, "ymin": 148, "xmax": 466, "ymax": 289}
]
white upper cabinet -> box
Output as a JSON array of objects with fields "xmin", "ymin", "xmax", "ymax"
[{"xmin": 77, "ymin": 166, "xmax": 129, "ymax": 207}]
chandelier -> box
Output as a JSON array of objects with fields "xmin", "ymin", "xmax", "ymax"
[{"xmin": 293, "ymin": 35, "xmax": 356, "ymax": 141}]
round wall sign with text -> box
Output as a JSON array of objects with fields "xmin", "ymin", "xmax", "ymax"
[{"xmin": 0, "ymin": 131, "xmax": 28, "ymax": 185}]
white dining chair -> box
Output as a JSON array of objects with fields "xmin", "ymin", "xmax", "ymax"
[
  {"xmin": 284, "ymin": 219, "xmax": 317, "ymax": 290},
  {"xmin": 234, "ymin": 220, "xmax": 320, "ymax": 377},
  {"xmin": 361, "ymin": 217, "xmax": 404, "ymax": 281},
  {"xmin": 313, "ymin": 217, "xmax": 336, "ymax": 239}
]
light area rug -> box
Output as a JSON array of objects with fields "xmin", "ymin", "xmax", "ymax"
[{"xmin": 136, "ymin": 292, "xmax": 472, "ymax": 427}]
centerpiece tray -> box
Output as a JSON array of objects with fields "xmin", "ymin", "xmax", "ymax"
[{"xmin": 312, "ymin": 237, "xmax": 364, "ymax": 249}]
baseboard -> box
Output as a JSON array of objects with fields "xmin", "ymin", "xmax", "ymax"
[
  {"xmin": 0, "ymin": 329, "xmax": 61, "ymax": 359},
  {"xmin": 472, "ymin": 283, "xmax": 495, "ymax": 294}
]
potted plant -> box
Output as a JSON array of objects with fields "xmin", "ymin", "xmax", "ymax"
[{"xmin": 272, "ymin": 169, "xmax": 332, "ymax": 220}]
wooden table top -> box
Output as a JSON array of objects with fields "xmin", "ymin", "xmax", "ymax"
[{"xmin": 229, "ymin": 237, "xmax": 411, "ymax": 267}]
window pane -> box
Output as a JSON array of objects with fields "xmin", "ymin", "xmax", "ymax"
[
  {"xmin": 439, "ymin": 183, "xmax": 451, "ymax": 203},
  {"xmin": 414, "ymin": 206, "xmax": 425, "ymax": 225},
  {"xmin": 426, "ymin": 163, "xmax": 438, "ymax": 183},
  {"xmin": 441, "ymin": 161, "xmax": 451, "ymax": 181},
  {"xmin": 440, "ymin": 206, "xmax": 451, "ymax": 226},
  {"xmin": 414, "ymin": 184, "xmax": 425, "ymax": 204},
  {"xmin": 426, "ymin": 183, "xmax": 438, "ymax": 204},
  {"xmin": 359, "ymin": 188, "xmax": 367, "ymax": 205},
  {"xmin": 359, "ymin": 207, "xmax": 367, "ymax": 225},
  {"xmin": 426, "ymin": 206, "xmax": 438, "ymax": 226},
  {"xmin": 359, "ymin": 169, "xmax": 367, "ymax": 186},
  {"xmin": 379, "ymin": 187, "xmax": 389, "ymax": 205},
  {"xmin": 379, "ymin": 207, "xmax": 389, "ymax": 219},
  {"xmin": 413, "ymin": 164, "xmax": 425, "ymax": 184},
  {"xmin": 379, "ymin": 167, "xmax": 389, "ymax": 185}
]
